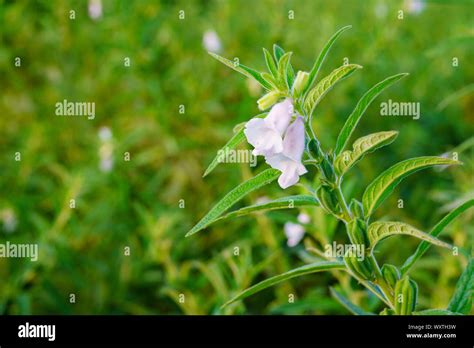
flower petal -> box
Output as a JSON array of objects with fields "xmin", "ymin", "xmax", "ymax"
[
  {"xmin": 282, "ymin": 116, "xmax": 305, "ymax": 161},
  {"xmin": 265, "ymin": 98, "xmax": 293, "ymax": 135}
]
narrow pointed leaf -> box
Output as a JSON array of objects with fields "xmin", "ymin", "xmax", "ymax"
[
  {"xmin": 413, "ymin": 309, "xmax": 461, "ymax": 315},
  {"xmin": 208, "ymin": 51, "xmax": 271, "ymax": 89},
  {"xmin": 214, "ymin": 195, "xmax": 319, "ymax": 222},
  {"xmin": 263, "ymin": 48, "xmax": 278, "ymax": 77},
  {"xmin": 261, "ymin": 72, "xmax": 278, "ymax": 89},
  {"xmin": 334, "ymin": 73, "xmax": 408, "ymax": 155},
  {"xmin": 204, "ymin": 113, "xmax": 268, "ymax": 177},
  {"xmin": 448, "ymin": 258, "xmax": 473, "ymax": 314},
  {"xmin": 277, "ymin": 52, "xmax": 293, "ymax": 90},
  {"xmin": 335, "ymin": 131, "xmax": 398, "ymax": 175},
  {"xmin": 304, "ymin": 64, "xmax": 361, "ymax": 116},
  {"xmin": 202, "ymin": 130, "xmax": 246, "ymax": 178},
  {"xmin": 303, "ymin": 25, "xmax": 352, "ymax": 96},
  {"xmin": 401, "ymin": 199, "xmax": 474, "ymax": 275},
  {"xmin": 368, "ymin": 221, "xmax": 452, "ymax": 252},
  {"xmin": 222, "ymin": 261, "xmax": 344, "ymax": 307},
  {"xmin": 273, "ymin": 44, "xmax": 285, "ymax": 62},
  {"xmin": 362, "ymin": 156, "xmax": 461, "ymax": 217},
  {"xmin": 330, "ymin": 287, "xmax": 375, "ymax": 315},
  {"xmin": 186, "ymin": 169, "xmax": 281, "ymax": 237}
]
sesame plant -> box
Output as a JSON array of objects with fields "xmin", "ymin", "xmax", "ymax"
[{"xmin": 187, "ymin": 26, "xmax": 473, "ymax": 315}]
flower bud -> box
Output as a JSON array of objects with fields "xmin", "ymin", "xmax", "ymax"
[
  {"xmin": 381, "ymin": 263, "xmax": 401, "ymax": 289},
  {"xmin": 292, "ymin": 70, "xmax": 309, "ymax": 96},
  {"xmin": 347, "ymin": 218, "xmax": 369, "ymax": 246},
  {"xmin": 349, "ymin": 199, "xmax": 365, "ymax": 219},
  {"xmin": 257, "ymin": 91, "xmax": 283, "ymax": 110},
  {"xmin": 316, "ymin": 184, "xmax": 339, "ymax": 214},
  {"xmin": 320, "ymin": 155, "xmax": 336, "ymax": 182},
  {"xmin": 308, "ymin": 138, "xmax": 323, "ymax": 162},
  {"xmin": 343, "ymin": 249, "xmax": 375, "ymax": 281},
  {"xmin": 394, "ymin": 276, "xmax": 418, "ymax": 315}
]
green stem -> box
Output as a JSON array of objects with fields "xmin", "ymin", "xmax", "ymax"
[
  {"xmin": 344, "ymin": 269, "xmax": 394, "ymax": 310},
  {"xmin": 334, "ymin": 183, "xmax": 352, "ymax": 222},
  {"xmin": 368, "ymin": 253, "xmax": 394, "ymax": 304}
]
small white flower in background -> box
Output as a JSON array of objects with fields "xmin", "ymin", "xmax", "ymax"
[
  {"xmin": 297, "ymin": 213, "xmax": 310, "ymax": 224},
  {"xmin": 98, "ymin": 126, "xmax": 114, "ymax": 172},
  {"xmin": 284, "ymin": 222, "xmax": 305, "ymax": 247},
  {"xmin": 244, "ymin": 98, "xmax": 293, "ymax": 157},
  {"xmin": 203, "ymin": 30, "xmax": 222, "ymax": 53},
  {"xmin": 405, "ymin": 0, "xmax": 425, "ymax": 15},
  {"xmin": 265, "ymin": 116, "xmax": 307, "ymax": 189},
  {"xmin": 255, "ymin": 196, "xmax": 270, "ymax": 204},
  {"xmin": 98, "ymin": 126, "xmax": 112, "ymax": 142},
  {"xmin": 88, "ymin": 0, "xmax": 103, "ymax": 20},
  {"xmin": 1, "ymin": 208, "xmax": 17, "ymax": 234},
  {"xmin": 100, "ymin": 156, "xmax": 114, "ymax": 172}
]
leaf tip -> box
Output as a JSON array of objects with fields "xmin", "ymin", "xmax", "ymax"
[{"xmin": 185, "ymin": 230, "xmax": 195, "ymax": 238}]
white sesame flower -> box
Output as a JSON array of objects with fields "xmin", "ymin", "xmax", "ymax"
[
  {"xmin": 98, "ymin": 126, "xmax": 112, "ymax": 142},
  {"xmin": 405, "ymin": 0, "xmax": 425, "ymax": 14},
  {"xmin": 88, "ymin": 0, "xmax": 102, "ymax": 20},
  {"xmin": 203, "ymin": 30, "xmax": 222, "ymax": 53},
  {"xmin": 265, "ymin": 116, "xmax": 307, "ymax": 189},
  {"xmin": 284, "ymin": 222, "xmax": 305, "ymax": 247},
  {"xmin": 1, "ymin": 209, "xmax": 17, "ymax": 234},
  {"xmin": 297, "ymin": 213, "xmax": 310, "ymax": 224},
  {"xmin": 255, "ymin": 196, "xmax": 270, "ymax": 204},
  {"xmin": 244, "ymin": 98, "xmax": 293, "ymax": 157},
  {"xmin": 100, "ymin": 157, "xmax": 114, "ymax": 172}
]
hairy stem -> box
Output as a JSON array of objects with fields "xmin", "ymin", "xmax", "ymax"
[
  {"xmin": 368, "ymin": 253, "xmax": 394, "ymax": 304},
  {"xmin": 334, "ymin": 183, "xmax": 352, "ymax": 222}
]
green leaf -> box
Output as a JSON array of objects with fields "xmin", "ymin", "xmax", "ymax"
[
  {"xmin": 401, "ymin": 199, "xmax": 474, "ymax": 275},
  {"xmin": 222, "ymin": 260, "xmax": 345, "ymax": 307},
  {"xmin": 303, "ymin": 25, "xmax": 352, "ymax": 96},
  {"xmin": 304, "ymin": 64, "xmax": 362, "ymax": 116},
  {"xmin": 208, "ymin": 51, "xmax": 271, "ymax": 90},
  {"xmin": 286, "ymin": 63, "xmax": 295, "ymax": 90},
  {"xmin": 448, "ymin": 258, "xmax": 473, "ymax": 314},
  {"xmin": 261, "ymin": 72, "xmax": 278, "ymax": 89},
  {"xmin": 214, "ymin": 195, "xmax": 319, "ymax": 222},
  {"xmin": 273, "ymin": 44, "xmax": 285, "ymax": 62},
  {"xmin": 367, "ymin": 221, "xmax": 452, "ymax": 252},
  {"xmin": 362, "ymin": 156, "xmax": 461, "ymax": 217},
  {"xmin": 204, "ymin": 113, "xmax": 268, "ymax": 177},
  {"xmin": 186, "ymin": 169, "xmax": 281, "ymax": 237},
  {"xmin": 277, "ymin": 51, "xmax": 293, "ymax": 90},
  {"xmin": 334, "ymin": 131, "xmax": 398, "ymax": 175},
  {"xmin": 263, "ymin": 48, "xmax": 278, "ymax": 77},
  {"xmin": 334, "ymin": 73, "xmax": 408, "ymax": 155},
  {"xmin": 413, "ymin": 309, "xmax": 461, "ymax": 315},
  {"xmin": 330, "ymin": 287, "xmax": 374, "ymax": 315},
  {"xmin": 202, "ymin": 130, "xmax": 246, "ymax": 178}
]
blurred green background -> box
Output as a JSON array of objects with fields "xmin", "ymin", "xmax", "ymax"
[{"xmin": 0, "ymin": 0, "xmax": 472, "ymax": 314}]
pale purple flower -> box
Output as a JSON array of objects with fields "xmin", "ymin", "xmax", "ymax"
[
  {"xmin": 203, "ymin": 30, "xmax": 222, "ymax": 53},
  {"xmin": 284, "ymin": 222, "xmax": 305, "ymax": 247},
  {"xmin": 98, "ymin": 127, "xmax": 113, "ymax": 172},
  {"xmin": 297, "ymin": 213, "xmax": 310, "ymax": 224},
  {"xmin": 88, "ymin": 0, "xmax": 102, "ymax": 20},
  {"xmin": 265, "ymin": 116, "xmax": 307, "ymax": 189},
  {"xmin": 98, "ymin": 126, "xmax": 112, "ymax": 142},
  {"xmin": 405, "ymin": 0, "xmax": 425, "ymax": 15},
  {"xmin": 255, "ymin": 196, "xmax": 270, "ymax": 204},
  {"xmin": 244, "ymin": 98, "xmax": 293, "ymax": 157}
]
